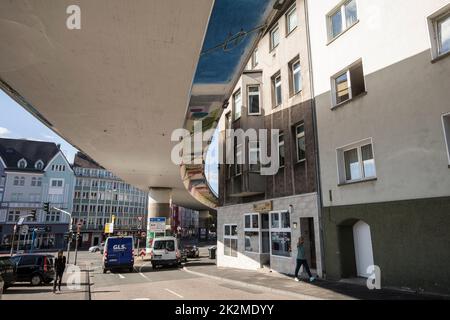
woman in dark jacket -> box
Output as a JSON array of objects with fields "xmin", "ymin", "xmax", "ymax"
[{"xmin": 53, "ymin": 250, "xmax": 66, "ymax": 293}]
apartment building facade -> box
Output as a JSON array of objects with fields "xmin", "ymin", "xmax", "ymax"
[
  {"xmin": 0, "ymin": 138, "xmax": 75, "ymax": 250},
  {"xmin": 217, "ymin": 0, "xmax": 323, "ymax": 277},
  {"xmin": 72, "ymin": 152, "xmax": 148, "ymax": 247},
  {"xmin": 307, "ymin": 0, "xmax": 450, "ymax": 294}
]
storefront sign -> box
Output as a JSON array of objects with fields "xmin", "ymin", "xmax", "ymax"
[{"xmin": 253, "ymin": 201, "xmax": 272, "ymax": 212}]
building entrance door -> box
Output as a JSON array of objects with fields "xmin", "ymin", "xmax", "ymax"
[
  {"xmin": 260, "ymin": 213, "xmax": 270, "ymax": 267},
  {"xmin": 300, "ymin": 217, "xmax": 316, "ymax": 269},
  {"xmin": 353, "ymin": 220, "xmax": 374, "ymax": 278}
]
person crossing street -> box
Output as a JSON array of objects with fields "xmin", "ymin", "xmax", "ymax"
[{"xmin": 53, "ymin": 250, "xmax": 67, "ymax": 293}]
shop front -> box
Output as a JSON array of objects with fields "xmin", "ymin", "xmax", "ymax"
[{"xmin": 217, "ymin": 193, "xmax": 323, "ymax": 277}]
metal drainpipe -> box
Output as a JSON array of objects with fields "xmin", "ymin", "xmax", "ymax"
[{"xmin": 304, "ymin": 0, "xmax": 326, "ymax": 279}]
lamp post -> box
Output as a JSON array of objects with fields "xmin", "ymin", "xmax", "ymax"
[{"xmin": 51, "ymin": 207, "xmax": 72, "ymax": 263}]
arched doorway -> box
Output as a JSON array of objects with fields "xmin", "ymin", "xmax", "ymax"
[{"xmin": 353, "ymin": 220, "xmax": 374, "ymax": 278}]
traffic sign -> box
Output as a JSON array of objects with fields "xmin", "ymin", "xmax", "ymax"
[
  {"xmin": 149, "ymin": 217, "xmax": 166, "ymax": 232},
  {"xmin": 139, "ymin": 249, "xmax": 146, "ymax": 257},
  {"xmin": 141, "ymin": 231, "xmax": 146, "ymax": 238}
]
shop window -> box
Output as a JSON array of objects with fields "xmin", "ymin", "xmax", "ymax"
[
  {"xmin": 244, "ymin": 214, "xmax": 260, "ymax": 253},
  {"xmin": 270, "ymin": 211, "xmax": 291, "ymax": 257},
  {"xmin": 224, "ymin": 224, "xmax": 238, "ymax": 257}
]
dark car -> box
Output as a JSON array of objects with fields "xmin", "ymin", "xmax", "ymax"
[
  {"xmin": 10, "ymin": 254, "xmax": 55, "ymax": 286},
  {"xmin": 183, "ymin": 244, "xmax": 200, "ymax": 258},
  {"xmin": 0, "ymin": 256, "xmax": 17, "ymax": 289}
]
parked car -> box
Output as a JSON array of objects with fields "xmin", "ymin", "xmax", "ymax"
[
  {"xmin": 10, "ymin": 254, "xmax": 55, "ymax": 286},
  {"xmin": 0, "ymin": 256, "xmax": 17, "ymax": 290},
  {"xmin": 103, "ymin": 236, "xmax": 134, "ymax": 273},
  {"xmin": 150, "ymin": 236, "xmax": 183, "ymax": 269},
  {"xmin": 89, "ymin": 242, "xmax": 105, "ymax": 253},
  {"xmin": 183, "ymin": 244, "xmax": 200, "ymax": 258}
]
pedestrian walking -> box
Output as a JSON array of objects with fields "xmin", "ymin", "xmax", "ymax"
[
  {"xmin": 53, "ymin": 250, "xmax": 66, "ymax": 293},
  {"xmin": 294, "ymin": 236, "xmax": 315, "ymax": 282}
]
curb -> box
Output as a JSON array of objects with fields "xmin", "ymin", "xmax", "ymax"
[{"xmin": 182, "ymin": 266, "xmax": 323, "ymax": 300}]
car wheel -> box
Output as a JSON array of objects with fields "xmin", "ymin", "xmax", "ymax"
[
  {"xmin": 129, "ymin": 267, "xmax": 134, "ymax": 273},
  {"xmin": 103, "ymin": 268, "xmax": 107, "ymax": 274},
  {"xmin": 31, "ymin": 274, "xmax": 42, "ymax": 286},
  {"xmin": 151, "ymin": 263, "xmax": 157, "ymax": 269}
]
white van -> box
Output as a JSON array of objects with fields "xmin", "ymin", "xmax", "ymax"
[{"xmin": 150, "ymin": 236, "xmax": 183, "ymax": 269}]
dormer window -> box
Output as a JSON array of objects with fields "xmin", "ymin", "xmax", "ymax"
[
  {"xmin": 17, "ymin": 158, "xmax": 27, "ymax": 169},
  {"xmin": 35, "ymin": 160, "xmax": 44, "ymax": 170}
]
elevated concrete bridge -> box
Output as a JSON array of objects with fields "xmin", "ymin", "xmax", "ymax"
[{"xmin": 0, "ymin": 0, "xmax": 278, "ymax": 212}]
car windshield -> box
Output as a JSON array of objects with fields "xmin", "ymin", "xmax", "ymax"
[{"xmin": 153, "ymin": 240, "xmax": 175, "ymax": 251}]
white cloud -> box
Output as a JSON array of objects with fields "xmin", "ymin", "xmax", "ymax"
[{"xmin": 0, "ymin": 127, "xmax": 11, "ymax": 138}]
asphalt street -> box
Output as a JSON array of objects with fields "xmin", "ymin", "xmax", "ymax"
[{"xmin": 1, "ymin": 250, "xmax": 296, "ymax": 300}]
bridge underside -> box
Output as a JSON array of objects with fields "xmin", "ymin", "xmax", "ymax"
[{"xmin": 0, "ymin": 0, "xmax": 276, "ymax": 209}]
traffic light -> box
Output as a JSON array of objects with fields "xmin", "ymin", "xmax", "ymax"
[
  {"xmin": 43, "ymin": 202, "xmax": 50, "ymax": 214},
  {"xmin": 30, "ymin": 209, "xmax": 37, "ymax": 221}
]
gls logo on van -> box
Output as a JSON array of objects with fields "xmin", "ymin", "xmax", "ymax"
[{"xmin": 113, "ymin": 244, "xmax": 126, "ymax": 250}]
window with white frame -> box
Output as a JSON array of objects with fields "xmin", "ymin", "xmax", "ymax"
[
  {"xmin": 235, "ymin": 143, "xmax": 243, "ymax": 175},
  {"xmin": 251, "ymin": 48, "xmax": 259, "ymax": 68},
  {"xmin": 286, "ymin": 4, "xmax": 298, "ymax": 35},
  {"xmin": 248, "ymin": 141, "xmax": 260, "ymax": 172},
  {"xmin": 8, "ymin": 210, "xmax": 21, "ymax": 222},
  {"xmin": 289, "ymin": 58, "xmax": 302, "ymax": 96},
  {"xmin": 270, "ymin": 24, "xmax": 280, "ymax": 50},
  {"xmin": 442, "ymin": 113, "xmax": 450, "ymax": 165},
  {"xmin": 337, "ymin": 139, "xmax": 376, "ymax": 184},
  {"xmin": 429, "ymin": 7, "xmax": 450, "ymax": 59},
  {"xmin": 244, "ymin": 214, "xmax": 259, "ymax": 253},
  {"xmin": 270, "ymin": 211, "xmax": 291, "ymax": 257},
  {"xmin": 278, "ymin": 133, "xmax": 285, "ymax": 168},
  {"xmin": 272, "ymin": 72, "xmax": 282, "ymax": 107},
  {"xmin": 224, "ymin": 224, "xmax": 238, "ymax": 257},
  {"xmin": 233, "ymin": 89, "xmax": 242, "ymax": 120},
  {"xmin": 35, "ymin": 160, "xmax": 44, "ymax": 170},
  {"xmin": 295, "ymin": 123, "xmax": 306, "ymax": 162},
  {"xmin": 332, "ymin": 60, "xmax": 365, "ymax": 107},
  {"xmin": 247, "ymin": 85, "xmax": 261, "ymax": 115},
  {"xmin": 51, "ymin": 179, "xmax": 64, "ymax": 188},
  {"xmin": 13, "ymin": 176, "xmax": 19, "ymax": 186},
  {"xmin": 327, "ymin": 0, "xmax": 358, "ymax": 41},
  {"xmin": 17, "ymin": 158, "xmax": 27, "ymax": 168},
  {"xmin": 17, "ymin": 177, "xmax": 25, "ymax": 186}
]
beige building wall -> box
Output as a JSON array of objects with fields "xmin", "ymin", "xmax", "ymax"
[{"xmin": 307, "ymin": 0, "xmax": 450, "ymax": 207}]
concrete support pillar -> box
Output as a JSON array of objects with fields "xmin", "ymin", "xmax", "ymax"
[{"xmin": 146, "ymin": 188, "xmax": 172, "ymax": 252}]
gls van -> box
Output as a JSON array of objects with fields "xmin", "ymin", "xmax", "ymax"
[{"xmin": 103, "ymin": 236, "xmax": 134, "ymax": 273}]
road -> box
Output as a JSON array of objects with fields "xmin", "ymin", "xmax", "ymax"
[{"xmin": 1, "ymin": 250, "xmax": 296, "ymax": 300}]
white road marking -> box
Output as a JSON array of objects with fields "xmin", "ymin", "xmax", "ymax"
[
  {"xmin": 165, "ymin": 288, "xmax": 183, "ymax": 298},
  {"xmin": 118, "ymin": 274, "xmax": 125, "ymax": 279},
  {"xmin": 139, "ymin": 272, "xmax": 150, "ymax": 280}
]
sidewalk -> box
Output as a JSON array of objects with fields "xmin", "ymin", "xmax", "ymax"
[
  {"xmin": 183, "ymin": 260, "xmax": 444, "ymax": 300},
  {"xmin": 1, "ymin": 263, "xmax": 90, "ymax": 300}
]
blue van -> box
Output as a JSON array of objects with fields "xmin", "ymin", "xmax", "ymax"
[{"xmin": 102, "ymin": 236, "xmax": 134, "ymax": 273}]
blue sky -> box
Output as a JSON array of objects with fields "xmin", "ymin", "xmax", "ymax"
[
  {"xmin": 0, "ymin": 89, "xmax": 78, "ymax": 163},
  {"xmin": 0, "ymin": 88, "xmax": 219, "ymax": 195}
]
